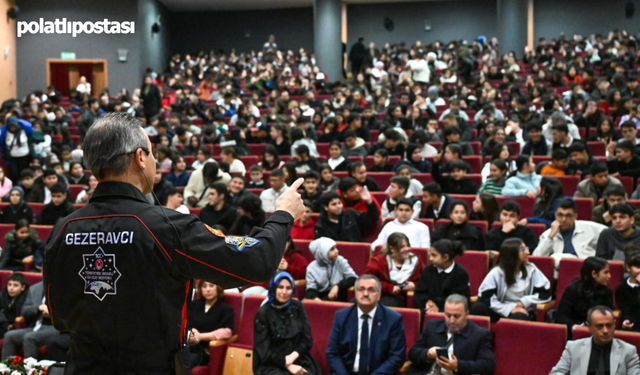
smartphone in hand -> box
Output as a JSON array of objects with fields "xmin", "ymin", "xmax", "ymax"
[{"xmin": 436, "ymin": 347, "xmax": 449, "ymax": 360}]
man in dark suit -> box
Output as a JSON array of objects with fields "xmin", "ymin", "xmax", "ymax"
[
  {"xmin": 326, "ymin": 274, "xmax": 406, "ymax": 375},
  {"xmin": 405, "ymin": 294, "xmax": 495, "ymax": 375},
  {"xmin": 421, "ymin": 183, "xmax": 452, "ymax": 220}
]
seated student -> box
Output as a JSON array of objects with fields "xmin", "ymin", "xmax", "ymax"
[
  {"xmin": 371, "ymin": 198, "xmax": 431, "ymax": 251},
  {"xmin": 155, "ymin": 146, "xmax": 173, "ymax": 173},
  {"xmin": 480, "ymin": 143, "xmax": 516, "ymax": 183},
  {"xmin": 549, "ymin": 306, "xmax": 640, "ymax": 375},
  {"xmin": 616, "ymin": 119, "xmax": 640, "ymax": 156},
  {"xmin": 485, "ymin": 200, "xmax": 538, "ymax": 251},
  {"xmin": 555, "ymin": 257, "xmax": 613, "ymax": 337},
  {"xmin": 301, "ymin": 171, "xmax": 322, "ymax": 212},
  {"xmin": 502, "ymin": 155, "xmax": 542, "ymax": 197},
  {"xmin": 594, "ymin": 185, "xmax": 640, "ymax": 226},
  {"xmin": 365, "ymin": 233, "xmax": 425, "ymax": 307},
  {"xmin": 550, "ymin": 123, "xmax": 574, "ymax": 150},
  {"xmin": 596, "ymin": 203, "xmax": 640, "ymax": 261},
  {"xmin": 519, "ymin": 177, "xmax": 565, "ymax": 228},
  {"xmin": 269, "ymin": 123, "xmax": 292, "ymax": 156},
  {"xmin": 0, "ymin": 187, "xmax": 33, "ymax": 224},
  {"xmin": 470, "ymin": 193, "xmax": 500, "ymax": 226},
  {"xmin": 533, "ymin": 197, "xmax": 606, "ymax": 260},
  {"xmin": 259, "ymin": 144, "xmax": 284, "ymax": 171},
  {"xmin": 305, "ymin": 237, "xmax": 357, "ymax": 302},
  {"xmin": 220, "ymin": 147, "xmax": 246, "ymax": 174},
  {"xmin": 75, "ymin": 175, "xmax": 98, "ymax": 204},
  {"xmin": 0, "ymin": 219, "xmax": 43, "ymax": 272},
  {"xmin": 368, "ymin": 148, "xmax": 393, "ymax": 172},
  {"xmin": 228, "ymin": 175, "xmax": 249, "ymax": 208},
  {"xmin": 415, "ymin": 240, "xmax": 470, "ymax": 313},
  {"xmin": 247, "ymin": 164, "xmax": 265, "ymax": 189},
  {"xmin": 565, "ymin": 141, "xmax": 594, "ymax": 178},
  {"xmin": 291, "ymin": 200, "xmax": 317, "ymax": 240},
  {"xmin": 422, "ymin": 183, "xmax": 453, "ymax": 220},
  {"xmin": 165, "ymin": 156, "xmax": 190, "ymax": 187},
  {"xmin": 608, "ymin": 139, "xmax": 640, "ymax": 183},
  {"xmin": 327, "ymin": 141, "xmax": 349, "ymax": 172},
  {"xmin": 392, "ymin": 166, "xmax": 425, "ymax": 196},
  {"xmin": 18, "ymin": 170, "xmax": 35, "ymax": 200},
  {"xmin": 478, "ymin": 159, "xmax": 509, "ymax": 195},
  {"xmin": 439, "ymin": 144, "xmax": 472, "ymax": 174},
  {"xmin": 405, "ymin": 294, "xmax": 495, "ymax": 375},
  {"xmin": 314, "ymin": 191, "xmax": 379, "ymax": 242},
  {"xmin": 432, "ymin": 159, "xmax": 477, "ymax": 195},
  {"xmin": 472, "ymin": 238, "xmax": 551, "ymax": 322},
  {"xmin": 290, "ymin": 126, "xmax": 319, "ymax": 159},
  {"xmin": 66, "ymin": 162, "xmax": 89, "ymax": 186},
  {"xmin": 163, "ymin": 187, "xmax": 189, "ymax": 214},
  {"xmin": 616, "ymin": 246, "xmax": 640, "ymax": 332},
  {"xmin": 338, "ymin": 177, "xmax": 382, "ymax": 215},
  {"xmin": 341, "ymin": 130, "xmax": 368, "ymax": 158},
  {"xmin": 541, "ymin": 149, "xmax": 568, "ymax": 176},
  {"xmin": 253, "ymin": 272, "xmax": 321, "ymax": 375},
  {"xmin": 27, "ymin": 169, "xmax": 61, "ymax": 203},
  {"xmin": 191, "ymin": 146, "xmax": 216, "ymax": 171},
  {"xmin": 318, "ymin": 164, "xmax": 339, "ymax": 192},
  {"xmin": 0, "ymin": 273, "xmax": 28, "ymax": 338},
  {"xmin": 574, "ymin": 161, "xmax": 623, "ymax": 204},
  {"xmin": 326, "ymin": 274, "xmax": 406, "ymax": 375},
  {"xmin": 189, "ymin": 281, "xmax": 234, "ymax": 368},
  {"xmin": 521, "ymin": 120, "xmax": 551, "ymax": 156},
  {"xmin": 228, "ymin": 194, "xmax": 266, "ymax": 236},
  {"xmin": 442, "ymin": 126, "xmax": 475, "ymax": 156},
  {"xmin": 348, "ymin": 161, "xmax": 381, "ymax": 192},
  {"xmin": 199, "ymin": 183, "xmax": 238, "ymax": 233},
  {"xmin": 393, "ymin": 143, "xmax": 432, "ymax": 173},
  {"xmin": 432, "ymin": 199, "xmax": 485, "ymax": 250},
  {"xmin": 367, "ymin": 128, "xmax": 406, "ymax": 157},
  {"xmin": 293, "ymin": 144, "xmax": 321, "ymax": 175},
  {"xmin": 381, "ymin": 176, "xmax": 421, "ymax": 220},
  {"xmin": 36, "ymin": 183, "xmax": 75, "ymax": 225},
  {"xmin": 260, "ymin": 168, "xmax": 289, "ymax": 212}
]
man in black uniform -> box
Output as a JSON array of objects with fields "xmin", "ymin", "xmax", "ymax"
[{"xmin": 43, "ymin": 112, "xmax": 304, "ymax": 374}]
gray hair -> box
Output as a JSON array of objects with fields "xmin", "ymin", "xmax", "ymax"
[
  {"xmin": 586, "ymin": 305, "xmax": 614, "ymax": 324},
  {"xmin": 354, "ymin": 274, "xmax": 382, "ymax": 293},
  {"xmin": 83, "ymin": 112, "xmax": 148, "ymax": 180},
  {"xmin": 445, "ymin": 294, "xmax": 469, "ymax": 311}
]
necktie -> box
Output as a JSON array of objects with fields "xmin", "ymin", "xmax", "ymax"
[
  {"xmin": 595, "ymin": 347, "xmax": 606, "ymax": 375},
  {"xmin": 359, "ymin": 314, "xmax": 370, "ymax": 375},
  {"xmin": 432, "ymin": 333, "xmax": 455, "ymax": 375}
]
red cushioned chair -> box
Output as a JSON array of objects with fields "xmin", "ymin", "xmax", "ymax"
[
  {"xmin": 508, "ymin": 142, "xmax": 521, "ymax": 155},
  {"xmin": 69, "ymin": 185, "xmax": 86, "ymax": 202},
  {"xmin": 495, "ymin": 196, "xmax": 535, "ymax": 217},
  {"xmin": 371, "ymin": 192, "xmax": 388, "ymax": 206},
  {"xmin": 317, "ymin": 143, "xmax": 330, "ymax": 156},
  {"xmin": 198, "ymin": 293, "xmax": 243, "ymax": 375},
  {"xmin": 528, "ymin": 256, "xmax": 555, "ymax": 321},
  {"xmin": 303, "ymin": 300, "xmax": 351, "ymax": 374},
  {"xmin": 189, "ymin": 208, "xmax": 202, "ymax": 216},
  {"xmin": 248, "ymin": 144, "xmax": 266, "ymax": 156},
  {"xmin": 556, "ymin": 176, "xmax": 580, "ymax": 196},
  {"xmin": 587, "ymin": 141, "xmax": 606, "ymax": 156},
  {"xmin": 448, "ymin": 194, "xmax": 475, "ymax": 209},
  {"xmin": 337, "ymin": 242, "xmax": 371, "ymax": 275},
  {"xmin": 492, "ymin": 320, "xmax": 567, "ymax": 375},
  {"xmin": 183, "ymin": 155, "xmax": 195, "ymax": 167},
  {"xmin": 618, "ymin": 176, "xmax": 634, "ymax": 196},
  {"xmin": 0, "ymin": 224, "xmax": 14, "ymax": 248},
  {"xmin": 394, "ymin": 307, "xmax": 421, "ymax": 364},
  {"xmin": 292, "ymin": 239, "xmax": 314, "ymax": 263},
  {"xmin": 246, "ymin": 188, "xmax": 263, "ymax": 196},
  {"xmin": 370, "ymin": 130, "xmax": 379, "ymax": 143},
  {"xmin": 368, "ymin": 173, "xmax": 395, "ymax": 190},
  {"xmin": 415, "ymin": 219, "xmax": 434, "ymax": 233},
  {"xmin": 462, "ymin": 156, "xmax": 482, "ymax": 173},
  {"xmin": 28, "ymin": 203, "xmax": 44, "ymax": 218},
  {"xmin": 456, "ymin": 251, "xmax": 489, "ymax": 297},
  {"xmin": 412, "ymin": 173, "xmax": 434, "ymax": 185},
  {"xmin": 0, "ymin": 270, "xmax": 13, "ymax": 290},
  {"xmin": 469, "ymin": 143, "xmax": 481, "ymax": 156},
  {"xmin": 240, "ymin": 156, "xmax": 259, "ymax": 169},
  {"xmin": 532, "ymin": 156, "xmax": 551, "ymax": 165},
  {"xmin": 15, "ymin": 272, "xmax": 42, "ymax": 286},
  {"xmin": 574, "ymin": 198, "xmax": 594, "ymax": 222},
  {"xmin": 573, "ymin": 327, "xmax": 640, "ymax": 356}
]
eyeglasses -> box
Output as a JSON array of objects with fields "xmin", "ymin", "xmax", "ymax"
[
  {"xmin": 555, "ymin": 212, "xmax": 574, "ymax": 220},
  {"xmin": 117, "ymin": 147, "xmax": 150, "ymax": 158},
  {"xmin": 520, "ymin": 246, "xmax": 530, "ymax": 253}
]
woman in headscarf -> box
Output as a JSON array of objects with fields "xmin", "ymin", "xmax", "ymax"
[
  {"xmin": 253, "ymin": 271, "xmax": 321, "ymax": 375},
  {"xmin": 305, "ymin": 237, "xmax": 357, "ymax": 302},
  {"xmin": 0, "ymin": 187, "xmax": 33, "ymax": 224},
  {"xmin": 392, "ymin": 143, "xmax": 432, "ymax": 173}
]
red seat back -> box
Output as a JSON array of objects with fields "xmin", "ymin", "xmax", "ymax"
[
  {"xmin": 317, "ymin": 143, "xmax": 330, "ymax": 156},
  {"xmin": 492, "ymin": 320, "xmax": 566, "ymax": 375},
  {"xmin": 423, "ymin": 313, "xmax": 490, "ymax": 330},
  {"xmin": 16, "ymin": 272, "xmax": 43, "ymax": 286},
  {"xmin": 456, "ymin": 251, "xmax": 489, "ymax": 296},
  {"xmin": 338, "ymin": 242, "xmax": 371, "ymax": 275},
  {"xmin": 235, "ymin": 295, "xmax": 264, "ymax": 347},
  {"xmin": 394, "ymin": 307, "xmax": 421, "ymax": 358},
  {"xmin": 586, "ymin": 141, "xmax": 606, "ymax": 156},
  {"xmin": 303, "ymin": 300, "xmax": 350, "ymax": 374},
  {"xmin": 223, "ymin": 293, "xmax": 243, "ymax": 334},
  {"xmin": 371, "ymin": 192, "xmax": 388, "ymax": 206},
  {"xmin": 0, "ymin": 224, "xmax": 14, "ymax": 248},
  {"xmin": 240, "ymin": 156, "xmax": 259, "ymax": 169},
  {"xmin": 495, "ymin": 197, "xmax": 535, "ymax": 217},
  {"xmin": 528, "ymin": 256, "xmax": 555, "ymax": 286},
  {"xmin": 413, "ymin": 173, "xmax": 434, "ymax": 185},
  {"xmin": 31, "ymin": 225, "xmax": 53, "ymax": 242},
  {"xmin": 618, "ymin": 176, "xmax": 634, "ymax": 196},
  {"xmin": 0, "ymin": 270, "xmax": 13, "ymax": 290},
  {"xmin": 448, "ymin": 194, "xmax": 476, "ymax": 210},
  {"xmin": 574, "ymin": 198, "xmax": 594, "ymax": 222},
  {"xmin": 28, "ymin": 203, "xmax": 44, "ymax": 218},
  {"xmin": 292, "ymin": 239, "xmax": 314, "ymax": 263},
  {"xmin": 367, "ymin": 173, "xmax": 395, "ymax": 190},
  {"xmin": 557, "ymin": 259, "xmax": 624, "ymax": 308},
  {"xmin": 556, "ymin": 176, "xmax": 580, "ymax": 196},
  {"xmin": 69, "ymin": 185, "xmax": 86, "ymax": 201},
  {"xmin": 415, "ymin": 219, "xmax": 434, "ymax": 233},
  {"xmin": 248, "ymin": 144, "xmax": 267, "ymax": 156}
]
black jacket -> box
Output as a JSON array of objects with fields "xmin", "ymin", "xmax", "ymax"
[
  {"xmin": 432, "ymin": 221, "xmax": 485, "ymax": 251},
  {"xmin": 0, "ymin": 203, "xmax": 33, "ymax": 224},
  {"xmin": 37, "ymin": 201, "xmax": 76, "ymax": 225},
  {"xmin": 141, "ymin": 84, "xmax": 162, "ymax": 118},
  {"xmin": 556, "ymin": 281, "xmax": 613, "ymax": 335},
  {"xmin": 314, "ymin": 202, "xmax": 379, "ymax": 242},
  {"xmin": 199, "ymin": 203, "xmax": 238, "ymax": 233},
  {"xmin": 432, "ymin": 163, "xmax": 477, "ymax": 195},
  {"xmin": 414, "ymin": 263, "xmax": 471, "ymax": 312},
  {"xmin": 616, "ymin": 279, "xmax": 640, "ymax": 332},
  {"xmin": 405, "ymin": 319, "xmax": 495, "ymax": 375},
  {"xmin": 422, "ymin": 194, "xmax": 452, "ymax": 220},
  {"xmin": 485, "ymin": 225, "xmax": 538, "ymax": 251},
  {"xmin": 43, "ymin": 181, "xmax": 293, "ymax": 374}
]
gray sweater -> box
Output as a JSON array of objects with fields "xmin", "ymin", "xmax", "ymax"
[{"xmin": 596, "ymin": 227, "xmax": 640, "ymax": 260}]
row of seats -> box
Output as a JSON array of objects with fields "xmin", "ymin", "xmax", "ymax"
[{"xmin": 199, "ymin": 292, "xmax": 640, "ymax": 375}]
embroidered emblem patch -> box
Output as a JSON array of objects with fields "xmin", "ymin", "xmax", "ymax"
[
  {"xmin": 224, "ymin": 236, "xmax": 260, "ymax": 252},
  {"xmin": 204, "ymin": 223, "xmax": 225, "ymax": 238},
  {"xmin": 79, "ymin": 247, "xmax": 121, "ymax": 301}
]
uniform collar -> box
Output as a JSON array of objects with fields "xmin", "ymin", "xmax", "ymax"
[{"xmin": 89, "ymin": 181, "xmax": 150, "ymax": 204}]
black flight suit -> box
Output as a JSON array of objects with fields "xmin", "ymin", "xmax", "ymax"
[{"xmin": 43, "ymin": 181, "xmax": 293, "ymax": 374}]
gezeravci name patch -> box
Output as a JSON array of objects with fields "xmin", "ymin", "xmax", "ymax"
[
  {"xmin": 79, "ymin": 247, "xmax": 121, "ymax": 301},
  {"xmin": 224, "ymin": 236, "xmax": 260, "ymax": 252}
]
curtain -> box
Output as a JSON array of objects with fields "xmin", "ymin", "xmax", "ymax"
[{"xmin": 50, "ymin": 63, "xmax": 70, "ymax": 96}]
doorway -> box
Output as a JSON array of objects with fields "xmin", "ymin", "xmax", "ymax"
[{"xmin": 47, "ymin": 59, "xmax": 108, "ymax": 97}]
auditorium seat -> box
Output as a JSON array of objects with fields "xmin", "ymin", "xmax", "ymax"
[
  {"xmin": 556, "ymin": 176, "xmax": 580, "ymax": 196},
  {"xmin": 303, "ymin": 300, "xmax": 350, "ymax": 374},
  {"xmin": 586, "ymin": 141, "xmax": 606, "ymax": 156},
  {"xmin": 28, "ymin": 203, "xmax": 44, "ymax": 218},
  {"xmin": 574, "ymin": 197, "xmax": 594, "ymax": 222},
  {"xmin": 337, "ymin": 242, "xmax": 371, "ymax": 275},
  {"xmin": 573, "ymin": 327, "xmax": 640, "ymax": 356},
  {"xmin": 0, "ymin": 270, "xmax": 12, "ymax": 290},
  {"xmin": 240, "ymin": 156, "xmax": 259, "ymax": 169},
  {"xmin": 412, "ymin": 173, "xmax": 433, "ymax": 185},
  {"xmin": 416, "ymin": 219, "xmax": 434, "ymax": 233},
  {"xmin": 618, "ymin": 176, "xmax": 634, "ymax": 196},
  {"xmin": 183, "ymin": 155, "xmax": 195, "ymax": 167},
  {"xmin": 368, "ymin": 173, "xmax": 395, "ymax": 190},
  {"xmin": 189, "ymin": 208, "xmax": 201, "ymax": 216},
  {"xmin": 394, "ymin": 307, "xmax": 421, "ymax": 359},
  {"xmin": 317, "ymin": 143, "xmax": 330, "ymax": 156},
  {"xmin": 492, "ymin": 320, "xmax": 566, "ymax": 375},
  {"xmin": 0, "ymin": 224, "xmax": 14, "ymax": 247},
  {"xmin": 292, "ymin": 239, "xmax": 314, "ymax": 263},
  {"xmin": 495, "ymin": 196, "xmax": 534, "ymax": 217},
  {"xmin": 69, "ymin": 185, "xmax": 86, "ymax": 202},
  {"xmin": 31, "ymin": 225, "xmax": 53, "ymax": 242},
  {"xmin": 206, "ymin": 293, "xmax": 243, "ymax": 375},
  {"xmin": 16, "ymin": 272, "xmax": 43, "ymax": 286},
  {"xmin": 448, "ymin": 194, "xmax": 475, "ymax": 209},
  {"xmin": 247, "ymin": 188, "xmax": 263, "ymax": 196},
  {"xmin": 248, "ymin": 144, "xmax": 266, "ymax": 156},
  {"xmin": 455, "ymin": 251, "xmax": 489, "ymax": 296},
  {"xmin": 372, "ymin": 192, "xmax": 388, "ymax": 206}
]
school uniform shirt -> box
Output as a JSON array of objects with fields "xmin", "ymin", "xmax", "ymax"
[
  {"xmin": 370, "ymin": 219, "xmax": 431, "ymax": 251},
  {"xmin": 414, "ymin": 262, "xmax": 471, "ymax": 311},
  {"xmin": 615, "ymin": 278, "xmax": 640, "ymax": 332}
]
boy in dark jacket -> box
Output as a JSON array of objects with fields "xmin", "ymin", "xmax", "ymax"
[
  {"xmin": 314, "ymin": 191, "xmax": 379, "ymax": 242},
  {"xmin": 37, "ymin": 183, "xmax": 76, "ymax": 225},
  {"xmin": 485, "ymin": 200, "xmax": 538, "ymax": 250},
  {"xmin": 0, "ymin": 273, "xmax": 28, "ymax": 337},
  {"xmin": 432, "ymin": 160, "xmax": 477, "ymax": 195}
]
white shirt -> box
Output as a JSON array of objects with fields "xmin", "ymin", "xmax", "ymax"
[
  {"xmin": 434, "ymin": 197, "xmax": 447, "ymax": 219},
  {"xmin": 389, "ymin": 254, "xmax": 419, "ymax": 284},
  {"xmin": 628, "ymin": 279, "xmax": 639, "ymax": 288},
  {"xmin": 191, "ymin": 158, "xmax": 217, "ymax": 170},
  {"xmin": 44, "ymin": 186, "xmax": 52, "ymax": 204},
  {"xmin": 229, "ymin": 159, "xmax": 246, "ymax": 174},
  {"xmin": 371, "ymin": 219, "xmax": 431, "ymax": 251},
  {"xmin": 260, "ymin": 184, "xmax": 288, "ymax": 212},
  {"xmin": 6, "ymin": 131, "xmax": 29, "ymax": 157},
  {"xmin": 76, "ymin": 82, "xmax": 91, "ymax": 95},
  {"xmin": 437, "ymin": 261, "xmax": 456, "ymax": 274},
  {"xmin": 353, "ymin": 305, "xmax": 378, "ymax": 373}
]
